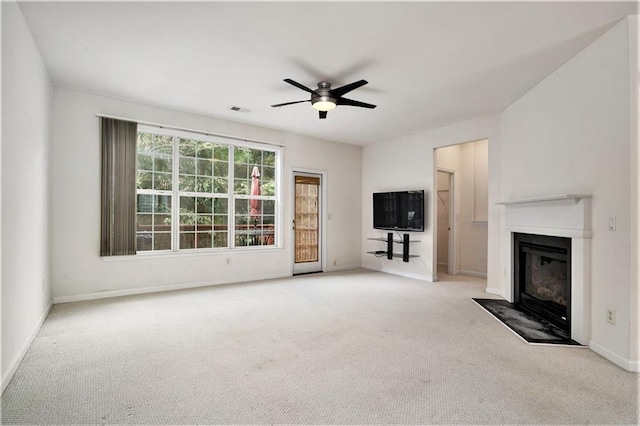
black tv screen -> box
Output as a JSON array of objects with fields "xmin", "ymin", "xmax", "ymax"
[{"xmin": 373, "ymin": 190, "xmax": 424, "ymax": 232}]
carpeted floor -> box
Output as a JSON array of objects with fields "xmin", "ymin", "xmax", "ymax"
[{"xmin": 1, "ymin": 269, "xmax": 638, "ymax": 424}]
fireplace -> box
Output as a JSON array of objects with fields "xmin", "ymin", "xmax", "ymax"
[
  {"xmin": 497, "ymin": 194, "xmax": 591, "ymax": 345},
  {"xmin": 514, "ymin": 233, "xmax": 571, "ymax": 333}
]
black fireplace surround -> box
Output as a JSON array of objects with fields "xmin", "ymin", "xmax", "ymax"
[{"xmin": 513, "ymin": 233, "xmax": 572, "ymax": 333}]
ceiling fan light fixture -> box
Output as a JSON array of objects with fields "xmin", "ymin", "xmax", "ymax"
[
  {"xmin": 273, "ymin": 78, "xmax": 375, "ymax": 118},
  {"xmin": 311, "ymin": 97, "xmax": 337, "ymax": 112}
]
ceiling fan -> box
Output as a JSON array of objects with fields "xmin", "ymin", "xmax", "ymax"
[{"xmin": 271, "ymin": 79, "xmax": 376, "ymax": 119}]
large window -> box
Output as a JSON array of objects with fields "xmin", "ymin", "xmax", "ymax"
[{"xmin": 135, "ymin": 126, "xmax": 279, "ymax": 253}]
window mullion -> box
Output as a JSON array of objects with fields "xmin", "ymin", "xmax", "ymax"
[
  {"xmin": 229, "ymin": 145, "xmax": 235, "ymax": 249},
  {"xmin": 172, "ymin": 135, "xmax": 180, "ymax": 252}
]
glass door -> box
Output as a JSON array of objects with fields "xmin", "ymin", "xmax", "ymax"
[{"xmin": 293, "ymin": 173, "xmax": 322, "ymax": 274}]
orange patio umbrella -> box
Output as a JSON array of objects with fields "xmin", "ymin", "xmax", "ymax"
[{"xmin": 250, "ymin": 166, "xmax": 261, "ymax": 220}]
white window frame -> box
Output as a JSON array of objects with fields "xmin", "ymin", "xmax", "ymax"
[{"xmin": 136, "ymin": 124, "xmax": 281, "ymax": 254}]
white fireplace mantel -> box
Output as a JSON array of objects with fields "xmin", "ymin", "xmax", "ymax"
[
  {"xmin": 499, "ymin": 194, "xmax": 592, "ymax": 345},
  {"xmin": 496, "ymin": 193, "xmax": 592, "ymax": 206},
  {"xmin": 498, "ymin": 194, "xmax": 592, "ymax": 239}
]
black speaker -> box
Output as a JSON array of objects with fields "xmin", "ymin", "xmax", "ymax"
[{"xmin": 387, "ymin": 232, "xmax": 393, "ymax": 260}]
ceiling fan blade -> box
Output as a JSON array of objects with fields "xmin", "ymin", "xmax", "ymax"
[
  {"xmin": 336, "ymin": 97, "xmax": 377, "ymax": 109},
  {"xmin": 319, "ymin": 111, "xmax": 327, "ymax": 119},
  {"xmin": 284, "ymin": 78, "xmax": 317, "ymax": 94},
  {"xmin": 331, "ymin": 79, "xmax": 368, "ymax": 97},
  {"xmin": 271, "ymin": 100, "xmax": 309, "ymax": 108}
]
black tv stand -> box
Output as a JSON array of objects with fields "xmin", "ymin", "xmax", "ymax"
[{"xmin": 366, "ymin": 232, "xmax": 420, "ymax": 262}]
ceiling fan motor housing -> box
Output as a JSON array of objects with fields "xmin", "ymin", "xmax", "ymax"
[{"xmin": 311, "ymin": 81, "xmax": 336, "ymax": 109}]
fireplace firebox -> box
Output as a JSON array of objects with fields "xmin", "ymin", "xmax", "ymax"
[{"xmin": 513, "ymin": 233, "xmax": 571, "ymax": 333}]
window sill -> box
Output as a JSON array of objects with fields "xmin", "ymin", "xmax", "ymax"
[{"xmin": 102, "ymin": 246, "xmax": 284, "ymax": 261}]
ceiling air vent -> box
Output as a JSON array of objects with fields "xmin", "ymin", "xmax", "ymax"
[{"xmin": 229, "ymin": 106, "xmax": 250, "ymax": 113}]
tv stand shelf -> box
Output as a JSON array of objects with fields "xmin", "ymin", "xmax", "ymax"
[
  {"xmin": 367, "ymin": 232, "xmax": 419, "ymax": 262},
  {"xmin": 366, "ymin": 250, "xmax": 420, "ymax": 259},
  {"xmin": 367, "ymin": 237, "xmax": 421, "ymax": 243}
]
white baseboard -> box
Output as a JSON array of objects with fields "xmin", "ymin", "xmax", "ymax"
[
  {"xmin": 328, "ymin": 264, "xmax": 361, "ymax": 272},
  {"xmin": 363, "ymin": 265, "xmax": 433, "ymax": 282},
  {"xmin": 53, "ymin": 268, "xmax": 368, "ymax": 304},
  {"xmin": 53, "ymin": 272, "xmax": 292, "ymax": 304},
  {"xmin": 589, "ymin": 340, "xmax": 639, "ymax": 372},
  {"xmin": 485, "ymin": 287, "xmax": 506, "ymax": 298},
  {"xmin": 2, "ymin": 299, "xmax": 53, "ymax": 394},
  {"xmin": 459, "ymin": 269, "xmax": 487, "ymax": 278}
]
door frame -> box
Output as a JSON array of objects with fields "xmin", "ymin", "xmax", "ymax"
[
  {"xmin": 290, "ymin": 167, "xmax": 327, "ymax": 274},
  {"xmin": 434, "ymin": 167, "xmax": 458, "ymax": 280}
]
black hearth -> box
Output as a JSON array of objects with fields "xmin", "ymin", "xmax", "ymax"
[{"xmin": 513, "ymin": 233, "xmax": 571, "ymax": 333}]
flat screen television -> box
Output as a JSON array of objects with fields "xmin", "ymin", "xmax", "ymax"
[{"xmin": 373, "ymin": 190, "xmax": 424, "ymax": 232}]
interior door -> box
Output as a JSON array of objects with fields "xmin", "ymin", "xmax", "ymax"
[{"xmin": 293, "ymin": 173, "xmax": 322, "ymax": 274}]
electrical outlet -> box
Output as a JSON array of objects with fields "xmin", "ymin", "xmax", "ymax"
[
  {"xmin": 608, "ymin": 217, "xmax": 617, "ymax": 231},
  {"xmin": 333, "ymin": 260, "xmax": 337, "ymax": 267},
  {"xmin": 226, "ymin": 258, "xmax": 231, "ymax": 265},
  {"xmin": 606, "ymin": 308, "xmax": 616, "ymax": 325}
]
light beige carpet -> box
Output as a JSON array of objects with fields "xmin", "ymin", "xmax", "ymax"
[{"xmin": 1, "ymin": 269, "xmax": 638, "ymax": 424}]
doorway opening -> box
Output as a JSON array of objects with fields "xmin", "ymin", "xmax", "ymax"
[
  {"xmin": 433, "ymin": 139, "xmax": 489, "ymax": 281},
  {"xmin": 436, "ymin": 170, "xmax": 455, "ymax": 276}
]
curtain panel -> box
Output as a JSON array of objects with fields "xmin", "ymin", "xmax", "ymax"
[{"xmin": 100, "ymin": 118, "xmax": 138, "ymax": 256}]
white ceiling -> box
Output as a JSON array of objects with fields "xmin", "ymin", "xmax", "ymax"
[{"xmin": 18, "ymin": 1, "xmax": 638, "ymax": 146}]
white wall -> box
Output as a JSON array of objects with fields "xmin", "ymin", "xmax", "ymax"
[
  {"xmin": 471, "ymin": 139, "xmax": 489, "ymax": 222},
  {"xmin": 629, "ymin": 15, "xmax": 639, "ymax": 370},
  {"xmin": 361, "ymin": 116, "xmax": 502, "ymax": 283},
  {"xmin": 51, "ymin": 88, "xmax": 361, "ymax": 301},
  {"xmin": 500, "ymin": 18, "xmax": 633, "ymax": 366},
  {"xmin": 1, "ymin": 2, "xmax": 53, "ymax": 391},
  {"xmin": 459, "ymin": 140, "xmax": 488, "ymax": 276}
]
